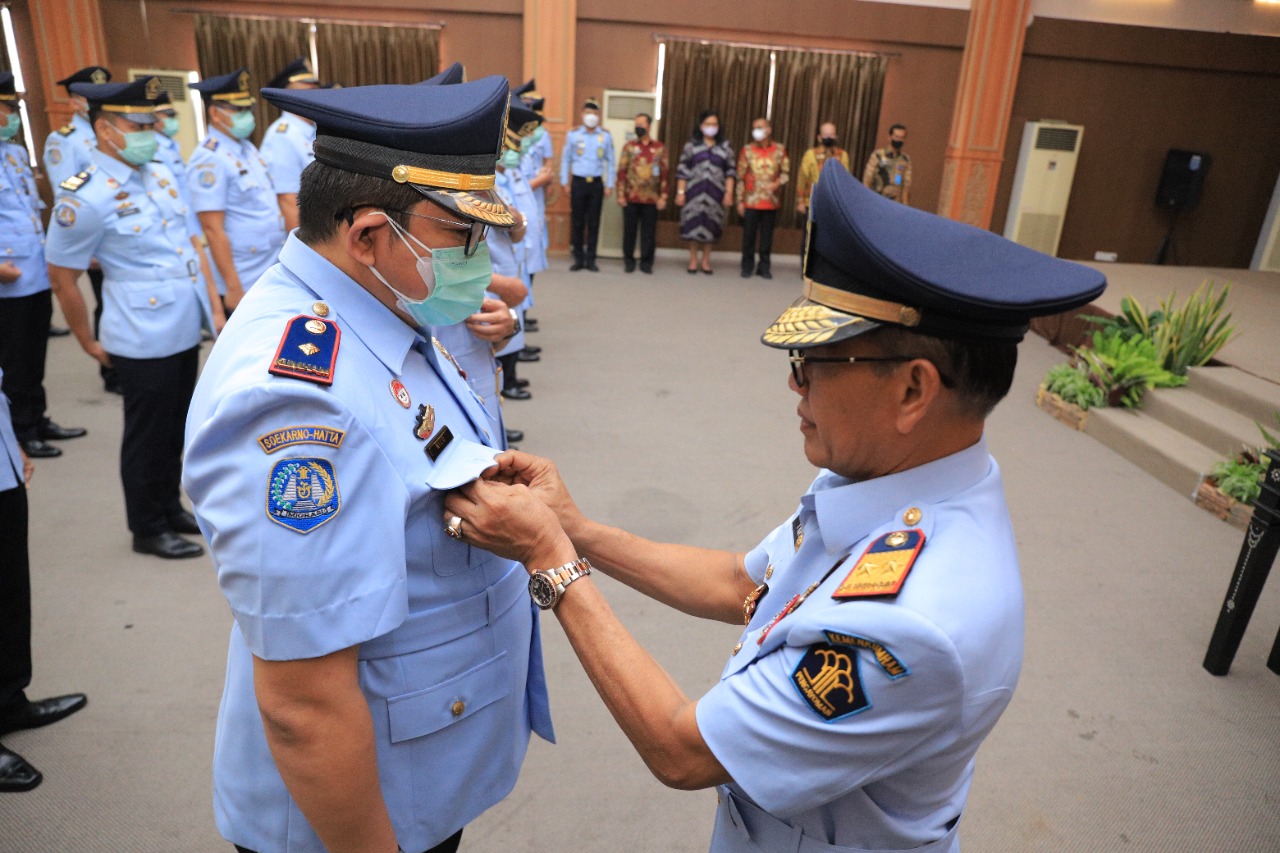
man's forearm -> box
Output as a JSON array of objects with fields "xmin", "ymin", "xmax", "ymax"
[
  {"xmin": 279, "ymin": 193, "xmax": 300, "ymax": 233},
  {"xmin": 47, "ymin": 265, "xmax": 94, "ymax": 349},
  {"xmin": 203, "ymin": 224, "xmax": 242, "ymax": 294}
]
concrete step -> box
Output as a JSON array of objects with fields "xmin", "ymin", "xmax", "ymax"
[
  {"xmin": 1141, "ymin": 385, "xmax": 1268, "ymax": 458},
  {"xmin": 1083, "ymin": 406, "xmax": 1223, "ymax": 498},
  {"xmin": 1186, "ymin": 366, "xmax": 1280, "ymax": 427}
]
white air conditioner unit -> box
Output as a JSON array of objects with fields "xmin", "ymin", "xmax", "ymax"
[
  {"xmin": 1251, "ymin": 171, "xmax": 1280, "ymax": 272},
  {"xmin": 1002, "ymin": 121, "xmax": 1084, "ymax": 257},
  {"xmin": 128, "ymin": 68, "xmax": 201, "ymax": 159}
]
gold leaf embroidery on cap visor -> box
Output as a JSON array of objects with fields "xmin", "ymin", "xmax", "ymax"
[{"xmin": 762, "ymin": 304, "xmax": 867, "ymax": 346}]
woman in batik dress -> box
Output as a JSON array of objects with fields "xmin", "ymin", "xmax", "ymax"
[{"xmin": 676, "ymin": 109, "xmax": 736, "ymax": 274}]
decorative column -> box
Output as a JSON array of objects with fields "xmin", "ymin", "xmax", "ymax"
[
  {"xmin": 523, "ymin": 0, "xmax": 576, "ymax": 252},
  {"xmin": 29, "ymin": 0, "xmax": 109, "ymax": 132},
  {"xmin": 936, "ymin": 0, "xmax": 1033, "ymax": 228}
]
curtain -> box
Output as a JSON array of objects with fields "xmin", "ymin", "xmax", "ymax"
[
  {"xmin": 658, "ymin": 40, "xmax": 772, "ymax": 222},
  {"xmin": 770, "ymin": 50, "xmax": 887, "ymax": 225},
  {"xmin": 314, "ymin": 23, "xmax": 438, "ymax": 89},
  {"xmin": 194, "ymin": 15, "xmax": 309, "ymax": 146}
]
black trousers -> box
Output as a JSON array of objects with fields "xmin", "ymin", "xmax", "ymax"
[
  {"xmin": 622, "ymin": 202, "xmax": 658, "ymax": 268},
  {"xmin": 741, "ymin": 208, "xmax": 777, "ymax": 274},
  {"xmin": 0, "ymin": 484, "xmax": 32, "ymax": 712},
  {"xmin": 236, "ymin": 828, "xmax": 462, "ymax": 853},
  {"xmin": 110, "ymin": 346, "xmax": 199, "ymax": 536},
  {"xmin": 569, "ymin": 176, "xmax": 605, "ymax": 263},
  {"xmin": 0, "ymin": 290, "xmax": 52, "ymax": 442},
  {"xmin": 88, "ymin": 267, "xmax": 117, "ymax": 386}
]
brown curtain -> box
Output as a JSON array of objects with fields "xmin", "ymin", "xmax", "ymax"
[
  {"xmin": 658, "ymin": 40, "xmax": 772, "ymax": 222},
  {"xmin": 770, "ymin": 50, "xmax": 887, "ymax": 226},
  {"xmin": 314, "ymin": 23, "xmax": 438, "ymax": 88},
  {"xmin": 194, "ymin": 15, "xmax": 309, "ymax": 146}
]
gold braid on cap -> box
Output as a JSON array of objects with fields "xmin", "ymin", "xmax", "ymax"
[
  {"xmin": 804, "ymin": 279, "xmax": 922, "ymax": 327},
  {"xmin": 390, "ymin": 165, "xmax": 495, "ymax": 191},
  {"xmin": 762, "ymin": 304, "xmax": 868, "ymax": 346}
]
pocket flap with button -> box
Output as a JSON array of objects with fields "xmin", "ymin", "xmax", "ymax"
[
  {"xmin": 386, "ymin": 651, "xmax": 510, "ymax": 743},
  {"xmin": 126, "ymin": 281, "xmax": 176, "ymax": 309}
]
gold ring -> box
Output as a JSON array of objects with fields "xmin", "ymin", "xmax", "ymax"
[{"xmin": 445, "ymin": 516, "xmax": 464, "ymax": 540}]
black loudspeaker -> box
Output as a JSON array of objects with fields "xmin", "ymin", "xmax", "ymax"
[{"xmin": 1155, "ymin": 149, "xmax": 1210, "ymax": 210}]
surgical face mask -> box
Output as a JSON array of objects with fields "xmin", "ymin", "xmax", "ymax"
[
  {"xmin": 532, "ymin": 125, "xmax": 546, "ymax": 143},
  {"xmin": 366, "ymin": 212, "xmax": 493, "ymax": 328},
  {"xmin": 108, "ymin": 124, "xmax": 159, "ymax": 165},
  {"xmin": 701, "ymin": 124, "xmax": 718, "ymax": 138},
  {"xmin": 751, "ymin": 127, "xmax": 768, "ymax": 142},
  {"xmin": 499, "ymin": 148, "xmax": 521, "ymax": 170},
  {"xmin": 226, "ymin": 109, "xmax": 255, "ymax": 139},
  {"xmin": 634, "ymin": 125, "xmax": 647, "ymax": 138},
  {"xmin": 890, "ymin": 138, "xmax": 904, "ymax": 150},
  {"xmin": 0, "ymin": 113, "xmax": 20, "ymax": 141},
  {"xmin": 820, "ymin": 136, "xmax": 837, "ymax": 147},
  {"xmin": 160, "ymin": 116, "xmax": 180, "ymax": 138},
  {"xmin": 519, "ymin": 134, "xmax": 534, "ymax": 154},
  {"xmin": 582, "ymin": 113, "xmax": 599, "ymax": 129}
]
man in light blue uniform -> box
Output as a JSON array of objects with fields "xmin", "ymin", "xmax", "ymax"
[
  {"xmin": 560, "ymin": 96, "xmax": 614, "ymax": 271},
  {"xmin": 183, "ymin": 76, "xmax": 553, "ymax": 853},
  {"xmin": 45, "ymin": 77, "xmax": 214, "ymax": 561},
  {"xmin": 187, "ymin": 69, "xmax": 286, "ymax": 314},
  {"xmin": 260, "ymin": 58, "xmax": 320, "ymax": 234},
  {"xmin": 513, "ymin": 80, "xmax": 551, "ymax": 333},
  {"xmin": 446, "ymin": 160, "xmax": 1107, "ymax": 852},
  {"xmin": 0, "ymin": 73, "xmax": 86, "ymax": 459},
  {"xmin": 494, "ymin": 117, "xmax": 542, "ymax": 404}
]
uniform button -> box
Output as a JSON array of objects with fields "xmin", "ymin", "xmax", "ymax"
[
  {"xmin": 250, "ymin": 246, "xmax": 257, "ymax": 254},
  {"xmin": 177, "ymin": 248, "xmax": 184, "ymax": 254},
  {"xmin": 133, "ymin": 225, "xmax": 140, "ymax": 232},
  {"xmin": 764, "ymin": 563, "xmax": 774, "ymax": 580},
  {"xmin": 312, "ymin": 302, "xmax": 330, "ymax": 317},
  {"xmin": 148, "ymin": 297, "xmax": 157, "ymax": 305},
  {"xmin": 451, "ymin": 700, "xmax": 465, "ymax": 717},
  {"xmin": 903, "ymin": 507, "xmax": 923, "ymax": 526},
  {"xmin": 732, "ymin": 642, "xmax": 743, "ymax": 656}
]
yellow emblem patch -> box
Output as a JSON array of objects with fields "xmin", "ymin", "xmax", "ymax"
[{"xmin": 832, "ymin": 529, "xmax": 925, "ymax": 599}]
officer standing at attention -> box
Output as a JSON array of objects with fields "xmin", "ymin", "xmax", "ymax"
[
  {"xmin": 182, "ymin": 76, "xmax": 553, "ymax": 853},
  {"xmin": 559, "ymin": 96, "xmax": 613, "ymax": 271},
  {"xmin": 513, "ymin": 80, "xmax": 551, "ymax": 333},
  {"xmin": 187, "ymin": 69, "xmax": 286, "ymax": 313},
  {"xmin": 862, "ymin": 123, "xmax": 911, "ymax": 205},
  {"xmin": 445, "ymin": 159, "xmax": 1106, "ymax": 852},
  {"xmin": 44, "ymin": 66, "xmax": 118, "ymax": 393},
  {"xmin": 260, "ymin": 57, "xmax": 321, "ymax": 233},
  {"xmin": 0, "ymin": 72, "xmax": 87, "ymax": 459},
  {"xmin": 44, "ymin": 77, "xmax": 215, "ymax": 560}
]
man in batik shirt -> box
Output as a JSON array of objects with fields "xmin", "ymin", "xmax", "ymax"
[
  {"xmin": 616, "ymin": 113, "xmax": 668, "ymax": 274},
  {"xmin": 736, "ymin": 117, "xmax": 788, "ymax": 279}
]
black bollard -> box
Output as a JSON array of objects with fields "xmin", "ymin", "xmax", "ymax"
[{"xmin": 1204, "ymin": 449, "xmax": 1280, "ymax": 676}]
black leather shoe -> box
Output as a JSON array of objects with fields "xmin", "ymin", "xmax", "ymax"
[
  {"xmin": 516, "ymin": 350, "xmax": 540, "ymax": 363},
  {"xmin": 505, "ymin": 429, "xmax": 525, "ymax": 444},
  {"xmin": 38, "ymin": 421, "xmax": 87, "ymax": 441},
  {"xmin": 756, "ymin": 268, "xmax": 773, "ymax": 279},
  {"xmin": 569, "ymin": 261, "xmax": 585, "ymax": 271},
  {"xmin": 501, "ymin": 387, "xmax": 532, "ymax": 401},
  {"xmin": 514, "ymin": 377, "xmax": 530, "ymax": 389},
  {"xmin": 624, "ymin": 259, "xmax": 636, "ymax": 273},
  {"xmin": 586, "ymin": 262, "xmax": 600, "ymax": 272},
  {"xmin": 0, "ymin": 694, "xmax": 87, "ymax": 736},
  {"xmin": 0, "ymin": 746, "xmax": 41, "ymax": 792},
  {"xmin": 524, "ymin": 317, "xmax": 539, "ymax": 332},
  {"xmin": 740, "ymin": 269, "xmax": 752, "ymax": 278},
  {"xmin": 167, "ymin": 510, "xmax": 202, "ymax": 535},
  {"xmin": 20, "ymin": 440, "xmax": 61, "ymax": 458},
  {"xmin": 522, "ymin": 345, "xmax": 542, "ymax": 356},
  {"xmin": 132, "ymin": 531, "xmax": 203, "ymax": 560},
  {"xmin": 48, "ymin": 325, "xmax": 70, "ymax": 338},
  {"xmin": 640, "ymin": 265, "xmax": 653, "ymax": 274}
]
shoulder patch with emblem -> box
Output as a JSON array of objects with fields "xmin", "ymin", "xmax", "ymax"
[
  {"xmin": 197, "ymin": 168, "xmax": 217, "ymax": 188},
  {"xmin": 53, "ymin": 204, "xmax": 76, "ymax": 228},
  {"xmin": 59, "ymin": 170, "xmax": 91, "ymax": 192},
  {"xmin": 268, "ymin": 315, "xmax": 340, "ymax": 385},
  {"xmin": 57, "ymin": 124, "xmax": 75, "ymax": 137},
  {"xmin": 791, "ymin": 643, "xmax": 870, "ymax": 721},
  {"xmin": 832, "ymin": 529, "xmax": 925, "ymax": 599},
  {"xmin": 266, "ymin": 457, "xmax": 340, "ymax": 533}
]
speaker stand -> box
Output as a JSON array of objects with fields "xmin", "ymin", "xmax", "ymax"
[{"xmin": 1151, "ymin": 207, "xmax": 1182, "ymax": 265}]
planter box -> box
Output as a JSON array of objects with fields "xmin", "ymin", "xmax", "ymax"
[
  {"xmin": 1036, "ymin": 385, "xmax": 1089, "ymax": 431},
  {"xmin": 1193, "ymin": 478, "xmax": 1255, "ymax": 531}
]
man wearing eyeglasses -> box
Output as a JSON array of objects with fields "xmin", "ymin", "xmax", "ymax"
[
  {"xmin": 442, "ymin": 159, "xmax": 1106, "ymax": 851},
  {"xmin": 182, "ymin": 77, "xmax": 553, "ymax": 853},
  {"xmin": 187, "ymin": 69, "xmax": 287, "ymax": 315}
]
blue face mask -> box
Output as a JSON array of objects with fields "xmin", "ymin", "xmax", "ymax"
[
  {"xmin": 160, "ymin": 116, "xmax": 180, "ymax": 138},
  {"xmin": 500, "ymin": 148, "xmax": 522, "ymax": 169},
  {"xmin": 227, "ymin": 110, "xmax": 255, "ymax": 139},
  {"xmin": 366, "ymin": 212, "xmax": 493, "ymax": 328},
  {"xmin": 0, "ymin": 113, "xmax": 20, "ymax": 141}
]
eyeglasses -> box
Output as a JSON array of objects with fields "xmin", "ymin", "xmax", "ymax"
[
  {"xmin": 341, "ymin": 205, "xmax": 489, "ymax": 257},
  {"xmin": 788, "ymin": 349, "xmax": 955, "ymax": 388}
]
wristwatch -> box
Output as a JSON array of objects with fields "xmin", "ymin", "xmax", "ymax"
[{"xmin": 529, "ymin": 557, "xmax": 593, "ymax": 610}]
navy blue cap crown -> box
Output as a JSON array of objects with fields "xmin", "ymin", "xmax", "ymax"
[
  {"xmin": 57, "ymin": 66, "xmax": 110, "ymax": 91},
  {"xmin": 262, "ymin": 76, "xmax": 515, "ymax": 226},
  {"xmin": 70, "ymin": 77, "xmax": 163, "ymax": 124},
  {"xmin": 268, "ymin": 58, "xmax": 319, "ymax": 91},
  {"xmin": 422, "ymin": 62, "xmax": 465, "ymax": 86},
  {"xmin": 190, "ymin": 69, "xmax": 255, "ymax": 106},
  {"xmin": 0, "ymin": 72, "xmax": 18, "ymax": 101},
  {"xmin": 763, "ymin": 159, "xmax": 1106, "ymax": 348}
]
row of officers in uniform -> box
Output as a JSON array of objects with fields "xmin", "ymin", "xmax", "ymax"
[{"xmin": 0, "ymin": 59, "xmax": 553, "ymax": 561}]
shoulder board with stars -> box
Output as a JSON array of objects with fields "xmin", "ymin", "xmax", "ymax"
[
  {"xmin": 268, "ymin": 315, "xmax": 340, "ymax": 386},
  {"xmin": 59, "ymin": 170, "xmax": 92, "ymax": 192},
  {"xmin": 276, "ymin": 122, "xmax": 289, "ymax": 133},
  {"xmin": 57, "ymin": 124, "xmax": 75, "ymax": 137},
  {"xmin": 832, "ymin": 529, "xmax": 926, "ymax": 600},
  {"xmin": 203, "ymin": 137, "xmax": 219, "ymax": 151}
]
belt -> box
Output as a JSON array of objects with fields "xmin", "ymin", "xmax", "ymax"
[
  {"xmin": 358, "ymin": 562, "xmax": 528, "ymax": 660},
  {"xmin": 572, "ymin": 175, "xmax": 599, "ymax": 183},
  {"xmin": 120, "ymin": 260, "xmax": 199, "ymax": 281}
]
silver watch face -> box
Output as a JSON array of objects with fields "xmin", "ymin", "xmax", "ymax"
[{"xmin": 529, "ymin": 573, "xmax": 558, "ymax": 609}]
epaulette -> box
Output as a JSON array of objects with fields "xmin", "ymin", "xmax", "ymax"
[
  {"xmin": 57, "ymin": 124, "xmax": 75, "ymax": 137},
  {"xmin": 203, "ymin": 137, "xmax": 219, "ymax": 151},
  {"xmin": 276, "ymin": 122, "xmax": 289, "ymax": 133},
  {"xmin": 59, "ymin": 170, "xmax": 92, "ymax": 192},
  {"xmin": 268, "ymin": 315, "xmax": 340, "ymax": 386},
  {"xmin": 832, "ymin": 529, "xmax": 926, "ymax": 599}
]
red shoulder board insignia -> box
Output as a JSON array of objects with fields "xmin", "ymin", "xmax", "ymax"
[
  {"xmin": 832, "ymin": 529, "xmax": 925, "ymax": 599},
  {"xmin": 268, "ymin": 316, "xmax": 340, "ymax": 385}
]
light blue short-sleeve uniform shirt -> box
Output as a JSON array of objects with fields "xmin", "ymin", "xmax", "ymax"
[
  {"xmin": 44, "ymin": 149, "xmax": 213, "ymax": 359},
  {"xmin": 696, "ymin": 438, "xmax": 1023, "ymax": 853},
  {"xmin": 186, "ymin": 127, "xmax": 286, "ymax": 295},
  {"xmin": 154, "ymin": 131, "xmax": 205, "ymax": 239},
  {"xmin": 183, "ymin": 234, "xmax": 553, "ymax": 853},
  {"xmin": 260, "ymin": 113, "xmax": 316, "ymax": 196},
  {"xmin": 42, "ymin": 113, "xmax": 95, "ymax": 188},
  {"xmin": 559, "ymin": 126, "xmax": 615, "ymax": 188},
  {"xmin": 0, "ymin": 140, "xmax": 50, "ymax": 299},
  {"xmin": 0, "ymin": 370, "xmax": 22, "ymax": 491},
  {"xmin": 490, "ymin": 170, "xmax": 527, "ymax": 360}
]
